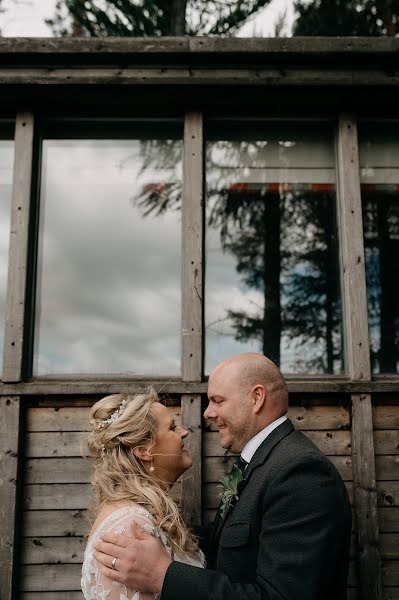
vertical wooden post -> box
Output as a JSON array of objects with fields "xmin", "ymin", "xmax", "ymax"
[
  {"xmin": 181, "ymin": 111, "xmax": 204, "ymax": 526},
  {"xmin": 181, "ymin": 394, "xmax": 202, "ymax": 528},
  {"xmin": 182, "ymin": 111, "xmax": 204, "ymax": 382},
  {"xmin": 0, "ymin": 396, "xmax": 21, "ymax": 600},
  {"xmin": 3, "ymin": 112, "xmax": 34, "ymax": 382},
  {"xmin": 336, "ymin": 114, "xmax": 382, "ymax": 600}
]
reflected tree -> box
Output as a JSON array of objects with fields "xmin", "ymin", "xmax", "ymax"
[
  {"xmin": 362, "ymin": 193, "xmax": 399, "ymax": 372},
  {"xmin": 132, "ymin": 138, "xmax": 342, "ymax": 373}
]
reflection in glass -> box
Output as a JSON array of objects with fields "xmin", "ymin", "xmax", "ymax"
[
  {"xmin": 35, "ymin": 132, "xmax": 182, "ymax": 375},
  {"xmin": 0, "ymin": 140, "xmax": 14, "ymax": 377},
  {"xmin": 359, "ymin": 123, "xmax": 399, "ymax": 374},
  {"xmin": 206, "ymin": 122, "xmax": 342, "ymax": 374}
]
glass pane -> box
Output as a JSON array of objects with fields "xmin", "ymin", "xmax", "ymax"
[
  {"xmin": 359, "ymin": 123, "xmax": 399, "ymax": 374},
  {"xmin": 34, "ymin": 129, "xmax": 182, "ymax": 375},
  {"xmin": 206, "ymin": 122, "xmax": 342, "ymax": 375},
  {"xmin": 0, "ymin": 140, "xmax": 14, "ymax": 377}
]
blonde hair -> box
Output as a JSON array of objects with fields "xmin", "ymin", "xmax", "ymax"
[{"xmin": 87, "ymin": 387, "xmax": 198, "ymax": 555}]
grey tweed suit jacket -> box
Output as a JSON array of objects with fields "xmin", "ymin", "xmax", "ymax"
[{"xmin": 161, "ymin": 418, "xmax": 352, "ymax": 600}]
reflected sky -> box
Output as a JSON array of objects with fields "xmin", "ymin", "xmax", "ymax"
[
  {"xmin": 0, "ymin": 141, "xmax": 14, "ymax": 377},
  {"xmin": 34, "ymin": 138, "xmax": 182, "ymax": 375},
  {"xmin": 359, "ymin": 123, "xmax": 399, "ymax": 374},
  {"xmin": 205, "ymin": 124, "xmax": 342, "ymax": 375}
]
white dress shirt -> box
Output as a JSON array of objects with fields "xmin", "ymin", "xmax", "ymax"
[{"xmin": 240, "ymin": 414, "xmax": 288, "ymax": 465}]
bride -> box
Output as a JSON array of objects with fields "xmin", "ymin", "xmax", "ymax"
[{"xmin": 81, "ymin": 388, "xmax": 205, "ymax": 600}]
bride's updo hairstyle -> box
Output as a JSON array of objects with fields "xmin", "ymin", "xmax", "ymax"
[{"xmin": 87, "ymin": 387, "xmax": 197, "ymax": 555}]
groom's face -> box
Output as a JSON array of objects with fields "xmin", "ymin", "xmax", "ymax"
[{"xmin": 205, "ymin": 365, "xmax": 254, "ymax": 454}]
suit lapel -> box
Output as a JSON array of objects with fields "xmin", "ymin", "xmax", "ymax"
[{"xmin": 209, "ymin": 419, "xmax": 294, "ymax": 554}]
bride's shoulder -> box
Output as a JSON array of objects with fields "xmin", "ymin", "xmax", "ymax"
[{"xmin": 89, "ymin": 502, "xmax": 154, "ymax": 540}]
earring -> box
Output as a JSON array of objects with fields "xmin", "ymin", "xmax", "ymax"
[{"xmin": 149, "ymin": 457, "xmax": 155, "ymax": 472}]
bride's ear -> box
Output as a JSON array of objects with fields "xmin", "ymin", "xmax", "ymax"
[{"xmin": 132, "ymin": 445, "xmax": 152, "ymax": 464}]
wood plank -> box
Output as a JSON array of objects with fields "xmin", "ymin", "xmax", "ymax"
[
  {"xmin": 182, "ymin": 111, "xmax": 203, "ymax": 382},
  {"xmin": 23, "ymin": 510, "xmax": 89, "ymax": 537},
  {"xmin": 373, "ymin": 406, "xmax": 399, "ymax": 430},
  {"xmin": 181, "ymin": 395, "xmax": 202, "ymax": 527},
  {"xmin": 26, "ymin": 407, "xmax": 91, "ymax": 431},
  {"xmin": 26, "ymin": 405, "xmax": 180, "ymax": 432},
  {"xmin": 382, "ymin": 562, "xmax": 399, "ymax": 586},
  {"xmin": 2, "ymin": 113, "xmax": 34, "ymax": 382},
  {"xmin": 2, "ymin": 378, "xmax": 399, "ymax": 396},
  {"xmin": 379, "ymin": 534, "xmax": 399, "ymax": 560},
  {"xmin": 352, "ymin": 394, "xmax": 382, "ymax": 599},
  {"xmin": 22, "ymin": 537, "xmax": 86, "ymax": 564},
  {"xmin": 25, "ymin": 458, "xmax": 92, "ymax": 484},
  {"xmin": 0, "ymin": 397, "xmax": 21, "ymax": 600},
  {"xmin": 204, "ymin": 429, "xmax": 351, "ymax": 456},
  {"xmin": 374, "ymin": 431, "xmax": 399, "ymax": 455},
  {"xmin": 378, "ymin": 483, "xmax": 399, "ymax": 507},
  {"xmin": 20, "ymin": 564, "xmax": 82, "ymax": 592},
  {"xmin": 287, "ymin": 405, "xmax": 350, "ymax": 430},
  {"xmin": 26, "ymin": 432, "xmax": 88, "ymax": 457},
  {"xmin": 375, "ymin": 457, "xmax": 399, "ymax": 481},
  {"xmin": 336, "ymin": 114, "xmax": 371, "ymax": 381},
  {"xmin": 379, "ymin": 508, "xmax": 399, "ymax": 533},
  {"xmin": 20, "ymin": 593, "xmax": 83, "ymax": 600},
  {"xmin": 382, "ymin": 589, "xmax": 399, "ymax": 600},
  {"xmin": 23, "ymin": 482, "xmax": 181, "ymax": 510}
]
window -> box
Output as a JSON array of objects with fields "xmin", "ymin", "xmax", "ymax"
[
  {"xmin": 34, "ymin": 123, "xmax": 182, "ymax": 376},
  {"xmin": 0, "ymin": 135, "xmax": 14, "ymax": 377},
  {"xmin": 205, "ymin": 121, "xmax": 343, "ymax": 375},
  {"xmin": 359, "ymin": 122, "xmax": 399, "ymax": 374}
]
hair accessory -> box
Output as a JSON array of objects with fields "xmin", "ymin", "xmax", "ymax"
[
  {"xmin": 100, "ymin": 444, "xmax": 106, "ymax": 459},
  {"xmin": 96, "ymin": 398, "xmax": 128, "ymax": 429}
]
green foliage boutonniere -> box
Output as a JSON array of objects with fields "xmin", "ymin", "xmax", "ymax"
[{"xmin": 219, "ymin": 463, "xmax": 244, "ymax": 519}]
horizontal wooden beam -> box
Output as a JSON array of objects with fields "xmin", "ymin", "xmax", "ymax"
[
  {"xmin": 0, "ymin": 377, "xmax": 398, "ymax": 397},
  {"xmin": 0, "ymin": 68, "xmax": 398, "ymax": 87},
  {"xmin": 1, "ymin": 37, "xmax": 398, "ymax": 57}
]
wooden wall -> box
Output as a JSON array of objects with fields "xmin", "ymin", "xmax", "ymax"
[{"xmin": 16, "ymin": 395, "xmax": 399, "ymax": 599}]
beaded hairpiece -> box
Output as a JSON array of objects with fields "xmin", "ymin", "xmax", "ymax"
[{"xmin": 96, "ymin": 398, "xmax": 128, "ymax": 429}]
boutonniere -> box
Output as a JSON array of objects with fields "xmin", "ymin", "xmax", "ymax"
[{"xmin": 219, "ymin": 463, "xmax": 244, "ymax": 519}]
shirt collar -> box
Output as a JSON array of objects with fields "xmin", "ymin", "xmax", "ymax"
[{"xmin": 240, "ymin": 414, "xmax": 288, "ymax": 465}]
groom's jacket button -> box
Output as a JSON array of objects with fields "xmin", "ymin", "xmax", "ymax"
[{"xmin": 219, "ymin": 522, "xmax": 250, "ymax": 548}]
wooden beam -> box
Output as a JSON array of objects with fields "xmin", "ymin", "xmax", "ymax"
[
  {"xmin": 336, "ymin": 114, "xmax": 382, "ymax": 600},
  {"xmin": 0, "ymin": 396, "xmax": 21, "ymax": 600},
  {"xmin": 182, "ymin": 111, "xmax": 204, "ymax": 381},
  {"xmin": 0, "ymin": 377, "xmax": 398, "ymax": 397},
  {"xmin": 181, "ymin": 394, "xmax": 202, "ymax": 528},
  {"xmin": 336, "ymin": 113, "xmax": 370, "ymax": 381},
  {"xmin": 351, "ymin": 394, "xmax": 383, "ymax": 599},
  {"xmin": 3, "ymin": 112, "xmax": 34, "ymax": 382}
]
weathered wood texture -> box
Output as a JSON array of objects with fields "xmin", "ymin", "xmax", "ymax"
[
  {"xmin": 336, "ymin": 114, "xmax": 370, "ymax": 381},
  {"xmin": 181, "ymin": 395, "xmax": 202, "ymax": 527},
  {"xmin": 0, "ymin": 397, "xmax": 21, "ymax": 600},
  {"xmin": 2, "ymin": 113, "xmax": 34, "ymax": 382},
  {"xmin": 352, "ymin": 394, "xmax": 383, "ymax": 599},
  {"xmin": 374, "ymin": 404, "xmax": 399, "ymax": 599},
  {"xmin": 20, "ymin": 403, "xmax": 183, "ymax": 594},
  {"xmin": 182, "ymin": 112, "xmax": 203, "ymax": 381},
  {"xmin": 337, "ymin": 114, "xmax": 382, "ymax": 600},
  {"xmin": 2, "ymin": 377, "xmax": 399, "ymax": 397}
]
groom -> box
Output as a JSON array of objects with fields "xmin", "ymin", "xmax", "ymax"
[{"xmin": 94, "ymin": 352, "xmax": 352, "ymax": 599}]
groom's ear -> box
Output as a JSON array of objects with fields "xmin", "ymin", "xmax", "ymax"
[
  {"xmin": 132, "ymin": 445, "xmax": 152, "ymax": 463},
  {"xmin": 252, "ymin": 384, "xmax": 266, "ymax": 414}
]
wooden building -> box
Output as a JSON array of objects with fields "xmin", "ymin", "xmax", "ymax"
[{"xmin": 0, "ymin": 37, "xmax": 398, "ymax": 600}]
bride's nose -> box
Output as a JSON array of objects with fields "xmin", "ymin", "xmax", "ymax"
[{"xmin": 180, "ymin": 427, "xmax": 188, "ymax": 439}]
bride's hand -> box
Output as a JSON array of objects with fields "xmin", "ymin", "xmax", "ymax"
[{"xmin": 93, "ymin": 521, "xmax": 172, "ymax": 594}]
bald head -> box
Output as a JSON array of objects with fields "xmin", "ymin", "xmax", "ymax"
[{"xmin": 211, "ymin": 353, "xmax": 288, "ymax": 418}]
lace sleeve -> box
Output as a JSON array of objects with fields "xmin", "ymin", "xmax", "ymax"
[{"xmin": 82, "ymin": 506, "xmax": 172, "ymax": 600}]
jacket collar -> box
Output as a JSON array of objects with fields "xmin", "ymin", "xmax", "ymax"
[{"xmin": 242, "ymin": 418, "xmax": 294, "ymax": 484}]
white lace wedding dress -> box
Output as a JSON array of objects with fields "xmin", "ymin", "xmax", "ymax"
[{"xmin": 81, "ymin": 505, "xmax": 205, "ymax": 600}]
